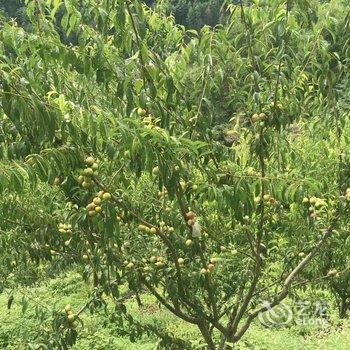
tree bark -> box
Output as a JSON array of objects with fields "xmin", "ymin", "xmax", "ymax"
[
  {"xmin": 93, "ymin": 271, "xmax": 99, "ymax": 287},
  {"xmin": 135, "ymin": 291, "xmax": 143, "ymax": 308},
  {"xmin": 339, "ymin": 298, "xmax": 348, "ymax": 319},
  {"xmin": 198, "ymin": 322, "xmax": 216, "ymax": 350}
]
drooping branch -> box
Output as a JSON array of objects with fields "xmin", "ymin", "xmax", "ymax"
[{"xmin": 231, "ymin": 225, "xmax": 335, "ymax": 342}]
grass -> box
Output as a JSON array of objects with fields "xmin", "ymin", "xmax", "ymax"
[{"xmin": 0, "ymin": 271, "xmax": 349, "ymax": 349}]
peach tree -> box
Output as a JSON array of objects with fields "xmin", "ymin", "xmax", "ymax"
[{"xmin": 1, "ymin": 0, "xmax": 350, "ymax": 349}]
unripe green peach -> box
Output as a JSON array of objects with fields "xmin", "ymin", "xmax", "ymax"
[
  {"xmin": 327, "ymin": 269, "xmax": 338, "ymax": 277},
  {"xmin": 137, "ymin": 107, "xmax": 146, "ymax": 117},
  {"xmin": 207, "ymin": 263, "xmax": 215, "ymax": 272},
  {"xmin": 178, "ymin": 258, "xmax": 185, "ymax": 265},
  {"xmin": 88, "ymin": 210, "xmax": 97, "ymax": 217},
  {"xmin": 315, "ymin": 200, "xmax": 324, "ymax": 208},
  {"xmin": 259, "ymin": 113, "xmax": 267, "ymax": 120},
  {"xmin": 187, "ymin": 219, "xmax": 195, "ymax": 226},
  {"xmin": 309, "ymin": 197, "xmax": 317, "ymax": 205},
  {"xmin": 83, "ymin": 168, "xmax": 94, "ymax": 176},
  {"xmin": 185, "ymin": 239, "xmax": 193, "ymax": 246},
  {"xmin": 251, "ymin": 113, "xmax": 260, "ymax": 123},
  {"xmin": 86, "ymin": 203, "xmax": 96, "ymax": 210},
  {"xmin": 263, "ymin": 194, "xmax": 270, "ymax": 201},
  {"xmin": 138, "ymin": 224, "xmax": 147, "ymax": 231},
  {"xmin": 82, "ymin": 181, "xmax": 91, "ymax": 188},
  {"xmin": 185, "ymin": 211, "xmax": 195, "ymax": 220},
  {"xmin": 152, "ymin": 166, "xmax": 160, "ymax": 175},
  {"xmin": 102, "ymin": 192, "xmax": 111, "ymax": 200},
  {"xmin": 85, "ymin": 156, "xmax": 95, "ymax": 165},
  {"xmin": 93, "ymin": 197, "xmax": 101, "ymax": 205}
]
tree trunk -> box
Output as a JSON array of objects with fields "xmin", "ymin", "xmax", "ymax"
[
  {"xmin": 339, "ymin": 298, "xmax": 348, "ymax": 319},
  {"xmin": 93, "ymin": 271, "xmax": 99, "ymax": 287},
  {"xmin": 198, "ymin": 322, "xmax": 216, "ymax": 350},
  {"xmin": 135, "ymin": 291, "xmax": 143, "ymax": 308}
]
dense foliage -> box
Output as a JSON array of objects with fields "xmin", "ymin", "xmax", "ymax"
[
  {"xmin": 0, "ymin": 0, "xmax": 26, "ymax": 22},
  {"xmin": 162, "ymin": 0, "xmax": 224, "ymax": 29},
  {"xmin": 1, "ymin": 0, "xmax": 350, "ymax": 349},
  {"xmin": 0, "ymin": 0, "xmax": 226, "ymax": 29}
]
